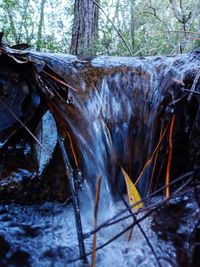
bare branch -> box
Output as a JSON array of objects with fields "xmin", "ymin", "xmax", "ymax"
[{"xmin": 90, "ymin": 0, "xmax": 132, "ymax": 56}]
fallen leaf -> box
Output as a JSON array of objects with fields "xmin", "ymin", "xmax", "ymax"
[{"xmin": 121, "ymin": 167, "xmax": 143, "ymax": 210}]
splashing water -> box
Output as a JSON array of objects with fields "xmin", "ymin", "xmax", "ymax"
[
  {"xmin": 55, "ymin": 54, "xmax": 197, "ymax": 212},
  {"xmin": 0, "ymin": 194, "xmax": 198, "ymax": 266}
]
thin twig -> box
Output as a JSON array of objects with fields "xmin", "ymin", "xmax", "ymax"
[
  {"xmin": 41, "ymin": 70, "xmax": 78, "ymax": 92},
  {"xmin": 66, "ymin": 184, "xmax": 199, "ymax": 264},
  {"xmin": 0, "ymin": 99, "xmax": 52, "ymax": 158},
  {"xmin": 166, "ymin": 115, "xmax": 175, "ymax": 200},
  {"xmin": 154, "ymin": 156, "xmax": 166, "ymax": 191},
  {"xmin": 90, "ymin": 0, "xmax": 132, "ymax": 56},
  {"xmin": 42, "ymin": 77, "xmax": 66, "ymax": 102},
  {"xmin": 148, "ymin": 119, "xmax": 165, "ymax": 195},
  {"xmin": 91, "ymin": 176, "xmax": 102, "ymax": 267},
  {"xmin": 66, "ymin": 131, "xmax": 79, "ymax": 168},
  {"xmin": 58, "ymin": 135, "xmax": 87, "ymax": 263},
  {"xmin": 84, "ymin": 171, "xmax": 194, "ymax": 238},
  {"xmin": 135, "ymin": 123, "xmax": 169, "ymax": 186},
  {"xmin": 105, "ymin": 173, "xmax": 195, "ymax": 229},
  {"xmin": 148, "ymin": 30, "xmax": 200, "ymax": 36},
  {"xmin": 100, "ymin": 170, "xmax": 162, "ymax": 267},
  {"xmin": 181, "ymin": 88, "xmax": 200, "ymax": 96},
  {"xmin": 92, "ymin": 187, "xmax": 199, "ymax": 255},
  {"xmin": 187, "ymin": 70, "xmax": 200, "ymax": 102},
  {"xmin": 143, "ymin": 1, "xmax": 169, "ymax": 31}
]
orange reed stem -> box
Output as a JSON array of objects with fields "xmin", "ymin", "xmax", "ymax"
[{"xmin": 166, "ymin": 115, "xmax": 175, "ymax": 199}]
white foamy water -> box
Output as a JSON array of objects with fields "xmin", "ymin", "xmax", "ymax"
[{"xmin": 0, "ymin": 197, "xmax": 178, "ymax": 267}]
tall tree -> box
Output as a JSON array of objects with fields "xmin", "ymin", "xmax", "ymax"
[
  {"xmin": 130, "ymin": 0, "xmax": 135, "ymax": 53},
  {"xmin": 3, "ymin": 0, "xmax": 18, "ymax": 43},
  {"xmin": 36, "ymin": 0, "xmax": 46, "ymax": 51},
  {"xmin": 70, "ymin": 0, "xmax": 99, "ymax": 55}
]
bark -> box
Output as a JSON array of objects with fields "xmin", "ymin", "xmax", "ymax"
[{"xmin": 70, "ymin": 0, "xmax": 99, "ymax": 55}]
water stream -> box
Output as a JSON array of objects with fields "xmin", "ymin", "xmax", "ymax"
[{"xmin": 0, "ymin": 48, "xmax": 200, "ymax": 266}]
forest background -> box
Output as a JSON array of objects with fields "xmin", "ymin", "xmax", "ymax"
[{"xmin": 0, "ymin": 0, "xmax": 200, "ymax": 57}]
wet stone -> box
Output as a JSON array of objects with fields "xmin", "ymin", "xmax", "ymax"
[
  {"xmin": 8, "ymin": 250, "xmax": 31, "ymax": 267},
  {"xmin": 152, "ymin": 194, "xmax": 199, "ymax": 267},
  {"xmin": 20, "ymin": 225, "xmax": 41, "ymax": 238},
  {"xmin": 34, "ymin": 110, "xmax": 58, "ymax": 176},
  {"xmin": 0, "ymin": 235, "xmax": 10, "ymax": 259}
]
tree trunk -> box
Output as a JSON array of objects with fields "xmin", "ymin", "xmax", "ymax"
[
  {"xmin": 36, "ymin": 0, "xmax": 46, "ymax": 51},
  {"xmin": 18, "ymin": 0, "xmax": 31, "ymax": 44},
  {"xmin": 70, "ymin": 0, "xmax": 99, "ymax": 55},
  {"xmin": 3, "ymin": 0, "xmax": 18, "ymax": 44},
  {"xmin": 130, "ymin": 0, "xmax": 135, "ymax": 53}
]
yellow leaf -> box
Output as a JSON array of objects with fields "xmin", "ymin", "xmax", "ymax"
[{"xmin": 121, "ymin": 167, "xmax": 143, "ymax": 210}]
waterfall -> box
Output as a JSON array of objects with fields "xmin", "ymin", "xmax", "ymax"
[{"xmin": 0, "ymin": 45, "xmax": 199, "ymax": 266}]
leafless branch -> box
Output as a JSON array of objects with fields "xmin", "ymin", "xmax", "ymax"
[{"xmin": 90, "ymin": 0, "xmax": 132, "ymax": 56}]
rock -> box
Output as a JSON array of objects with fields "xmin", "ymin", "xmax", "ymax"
[{"xmin": 34, "ymin": 110, "xmax": 58, "ymax": 176}]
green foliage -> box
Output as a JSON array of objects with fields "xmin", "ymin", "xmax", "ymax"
[{"xmin": 0, "ymin": 0, "xmax": 199, "ymax": 55}]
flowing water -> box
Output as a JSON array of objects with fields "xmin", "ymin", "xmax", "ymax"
[
  {"xmin": 46, "ymin": 52, "xmax": 200, "ymax": 210},
  {"xmin": 0, "ymin": 47, "xmax": 200, "ymax": 266}
]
